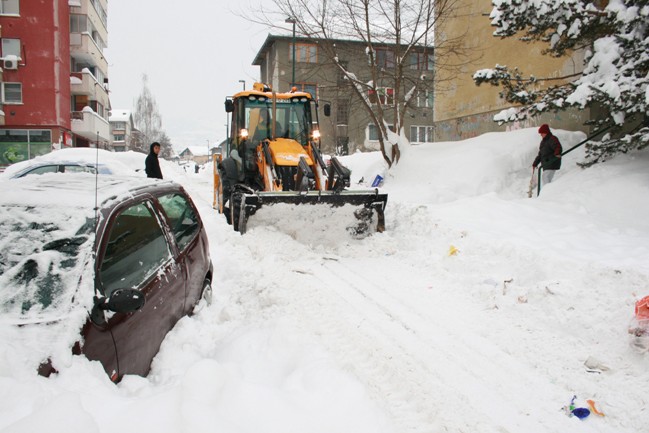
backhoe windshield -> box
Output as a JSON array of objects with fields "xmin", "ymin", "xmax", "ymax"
[{"xmin": 242, "ymin": 97, "xmax": 313, "ymax": 146}]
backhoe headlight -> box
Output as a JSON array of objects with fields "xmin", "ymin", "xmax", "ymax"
[
  {"xmin": 312, "ymin": 129, "xmax": 321, "ymax": 140},
  {"xmin": 240, "ymin": 128, "xmax": 249, "ymax": 138}
]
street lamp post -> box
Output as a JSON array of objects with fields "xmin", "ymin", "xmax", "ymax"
[{"xmin": 285, "ymin": 17, "xmax": 296, "ymax": 88}]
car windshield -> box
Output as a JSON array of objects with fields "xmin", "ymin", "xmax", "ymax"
[{"xmin": 0, "ymin": 203, "xmax": 95, "ymax": 321}]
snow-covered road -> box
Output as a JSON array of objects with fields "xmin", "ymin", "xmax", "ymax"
[
  {"xmin": 171, "ymin": 129, "xmax": 649, "ymax": 433},
  {"xmin": 1, "ymin": 129, "xmax": 647, "ymax": 433}
]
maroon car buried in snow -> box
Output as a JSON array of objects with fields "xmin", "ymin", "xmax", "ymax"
[{"xmin": 0, "ymin": 175, "xmax": 213, "ymax": 382}]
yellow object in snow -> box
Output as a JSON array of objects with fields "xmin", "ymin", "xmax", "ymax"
[{"xmin": 448, "ymin": 245, "xmax": 459, "ymax": 256}]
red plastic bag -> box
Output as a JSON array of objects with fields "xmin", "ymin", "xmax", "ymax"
[
  {"xmin": 635, "ymin": 295, "xmax": 649, "ymax": 320},
  {"xmin": 629, "ymin": 296, "xmax": 649, "ymax": 352}
]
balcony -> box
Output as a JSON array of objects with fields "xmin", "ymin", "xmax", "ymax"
[
  {"xmin": 70, "ymin": 70, "xmax": 108, "ymax": 100},
  {"xmin": 70, "ymin": 71, "xmax": 93, "ymax": 95},
  {"xmin": 70, "ymin": 33, "xmax": 108, "ymax": 71},
  {"xmin": 71, "ymin": 107, "xmax": 110, "ymax": 142}
]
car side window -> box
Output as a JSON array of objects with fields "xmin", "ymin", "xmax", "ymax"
[
  {"xmin": 158, "ymin": 193, "xmax": 199, "ymax": 252},
  {"xmin": 64, "ymin": 165, "xmax": 89, "ymax": 174},
  {"xmin": 22, "ymin": 165, "xmax": 58, "ymax": 176},
  {"xmin": 99, "ymin": 202, "xmax": 171, "ymax": 296}
]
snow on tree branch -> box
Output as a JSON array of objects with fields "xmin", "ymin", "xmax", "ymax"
[{"xmin": 477, "ymin": 0, "xmax": 649, "ymax": 165}]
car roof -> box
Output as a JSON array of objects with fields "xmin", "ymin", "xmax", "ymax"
[
  {"xmin": 9, "ymin": 161, "xmax": 94, "ymax": 177},
  {"xmin": 1, "ymin": 148, "xmax": 138, "ymax": 178},
  {"xmin": 0, "ymin": 174, "xmax": 179, "ymax": 210}
]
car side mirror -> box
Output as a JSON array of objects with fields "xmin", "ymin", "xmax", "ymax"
[{"xmin": 99, "ymin": 288, "xmax": 145, "ymax": 313}]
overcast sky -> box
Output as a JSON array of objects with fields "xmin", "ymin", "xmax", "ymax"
[{"xmin": 104, "ymin": 0, "xmax": 282, "ymax": 151}]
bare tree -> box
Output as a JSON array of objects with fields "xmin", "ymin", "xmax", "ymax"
[
  {"xmin": 128, "ymin": 130, "xmax": 146, "ymax": 154},
  {"xmin": 156, "ymin": 131, "xmax": 175, "ymax": 159},
  {"xmin": 251, "ymin": 0, "xmax": 464, "ymax": 167},
  {"xmin": 133, "ymin": 74, "xmax": 164, "ymax": 152}
]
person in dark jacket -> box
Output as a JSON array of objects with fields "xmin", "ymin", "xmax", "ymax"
[
  {"xmin": 145, "ymin": 142, "xmax": 163, "ymax": 179},
  {"xmin": 532, "ymin": 124, "xmax": 562, "ymax": 184}
]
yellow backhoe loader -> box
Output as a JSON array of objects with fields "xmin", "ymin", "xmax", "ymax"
[{"xmin": 213, "ymin": 83, "xmax": 387, "ymax": 235}]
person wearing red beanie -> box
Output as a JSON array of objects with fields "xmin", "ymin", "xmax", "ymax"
[{"xmin": 532, "ymin": 124, "xmax": 562, "ymax": 185}]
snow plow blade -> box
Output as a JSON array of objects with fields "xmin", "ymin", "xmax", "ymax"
[{"xmin": 233, "ymin": 189, "xmax": 387, "ymax": 235}]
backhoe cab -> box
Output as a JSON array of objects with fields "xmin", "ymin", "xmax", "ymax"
[{"xmin": 214, "ymin": 82, "xmax": 387, "ymax": 235}]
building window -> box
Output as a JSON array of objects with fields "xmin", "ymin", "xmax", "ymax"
[
  {"xmin": 336, "ymin": 100, "xmax": 349, "ymax": 124},
  {"xmin": 408, "ymin": 52, "xmax": 434, "ymax": 71},
  {"xmin": 375, "ymin": 48, "xmax": 395, "ymax": 69},
  {"xmin": 292, "ymin": 82, "xmax": 317, "ymax": 98},
  {"xmin": 28, "ymin": 130, "xmax": 52, "ymax": 144},
  {"xmin": 0, "ymin": 0, "xmax": 19, "ymax": 15},
  {"xmin": 89, "ymin": 101, "xmax": 105, "ymax": 118},
  {"xmin": 89, "ymin": 0, "xmax": 107, "ymax": 28},
  {"xmin": 2, "ymin": 82, "xmax": 22, "ymax": 104},
  {"xmin": 113, "ymin": 134, "xmax": 125, "ymax": 141},
  {"xmin": 410, "ymin": 126, "xmax": 434, "ymax": 144},
  {"xmin": 111, "ymin": 121, "xmax": 126, "ymax": 130},
  {"xmin": 337, "ymin": 61, "xmax": 349, "ymax": 84},
  {"xmin": 368, "ymin": 87, "xmax": 394, "ymax": 106},
  {"xmin": 416, "ymin": 90, "xmax": 434, "ymax": 108},
  {"xmin": 1, "ymin": 38, "xmax": 20, "ymax": 57},
  {"xmin": 72, "ymin": 95, "xmax": 89, "ymax": 112},
  {"xmin": 368, "ymin": 124, "xmax": 394, "ymax": 141},
  {"xmin": 289, "ymin": 43, "xmax": 317, "ymax": 63},
  {"xmin": 70, "ymin": 14, "xmax": 88, "ymax": 33},
  {"xmin": 0, "ymin": 129, "xmax": 52, "ymax": 166}
]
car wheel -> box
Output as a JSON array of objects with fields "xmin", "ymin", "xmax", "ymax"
[{"xmin": 191, "ymin": 279, "xmax": 212, "ymax": 315}]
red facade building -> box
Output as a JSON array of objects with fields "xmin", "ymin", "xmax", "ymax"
[{"xmin": 0, "ymin": 0, "xmax": 110, "ymax": 169}]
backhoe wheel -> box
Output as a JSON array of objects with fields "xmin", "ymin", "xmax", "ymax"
[{"xmin": 230, "ymin": 191, "xmax": 243, "ymax": 232}]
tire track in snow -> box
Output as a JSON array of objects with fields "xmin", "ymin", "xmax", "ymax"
[
  {"xmin": 289, "ymin": 256, "xmax": 586, "ymax": 433},
  {"xmin": 283, "ymin": 261, "xmax": 442, "ymax": 432}
]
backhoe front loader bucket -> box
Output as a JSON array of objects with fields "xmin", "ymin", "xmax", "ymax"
[{"xmin": 231, "ymin": 189, "xmax": 388, "ymax": 235}]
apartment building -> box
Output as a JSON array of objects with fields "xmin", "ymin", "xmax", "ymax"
[
  {"xmin": 252, "ymin": 35, "xmax": 436, "ymax": 154},
  {"xmin": 0, "ymin": 0, "xmax": 110, "ymax": 169},
  {"xmin": 433, "ymin": 0, "xmax": 589, "ymax": 141},
  {"xmin": 108, "ymin": 109, "xmax": 135, "ymax": 152}
]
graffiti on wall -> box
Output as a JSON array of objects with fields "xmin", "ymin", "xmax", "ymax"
[
  {"xmin": 435, "ymin": 111, "xmax": 504, "ymax": 142},
  {"xmin": 435, "ymin": 108, "xmax": 589, "ymax": 142}
]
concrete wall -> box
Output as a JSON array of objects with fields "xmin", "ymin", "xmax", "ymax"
[
  {"xmin": 434, "ymin": 108, "xmax": 589, "ymax": 142},
  {"xmin": 433, "ymin": 0, "xmax": 589, "ymax": 142}
]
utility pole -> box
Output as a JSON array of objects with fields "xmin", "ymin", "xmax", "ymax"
[{"xmin": 285, "ymin": 17, "xmax": 296, "ymax": 88}]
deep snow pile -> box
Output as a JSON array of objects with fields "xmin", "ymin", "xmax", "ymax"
[{"xmin": 0, "ymin": 128, "xmax": 648, "ymax": 433}]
